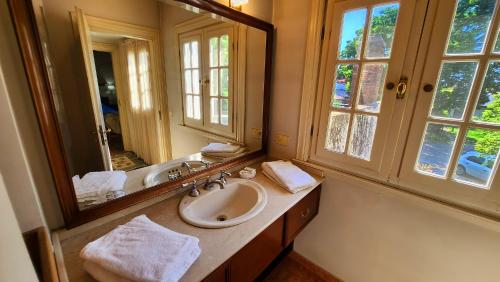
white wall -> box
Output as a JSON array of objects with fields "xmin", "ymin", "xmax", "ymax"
[
  {"xmin": 0, "ymin": 174, "xmax": 39, "ymax": 282},
  {"xmin": 269, "ymin": 1, "xmax": 500, "ymax": 281}
]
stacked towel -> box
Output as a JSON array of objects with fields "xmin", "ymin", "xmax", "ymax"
[
  {"xmin": 80, "ymin": 215, "xmax": 201, "ymax": 282},
  {"xmin": 72, "ymin": 171, "xmax": 127, "ymax": 205},
  {"xmin": 262, "ymin": 161, "xmax": 316, "ymax": 193},
  {"xmin": 200, "ymin": 143, "xmax": 246, "ymax": 160}
]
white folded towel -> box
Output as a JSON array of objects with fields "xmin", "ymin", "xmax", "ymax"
[
  {"xmin": 201, "ymin": 147, "xmax": 247, "ymax": 159},
  {"xmin": 262, "ymin": 161, "xmax": 316, "ymax": 193},
  {"xmin": 80, "ymin": 215, "xmax": 201, "ymax": 282},
  {"xmin": 72, "ymin": 171, "xmax": 127, "ymax": 204},
  {"xmin": 200, "ymin": 143, "xmax": 240, "ymax": 153}
]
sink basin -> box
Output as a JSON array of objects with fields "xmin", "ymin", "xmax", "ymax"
[
  {"xmin": 144, "ymin": 160, "xmax": 210, "ymax": 188},
  {"xmin": 179, "ymin": 178, "xmax": 267, "ymax": 228}
]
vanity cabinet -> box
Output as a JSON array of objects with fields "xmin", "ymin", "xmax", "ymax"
[{"xmin": 203, "ymin": 186, "xmax": 322, "ymax": 282}]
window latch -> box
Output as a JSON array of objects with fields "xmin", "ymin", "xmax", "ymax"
[{"xmin": 396, "ymin": 76, "xmax": 408, "ymax": 99}]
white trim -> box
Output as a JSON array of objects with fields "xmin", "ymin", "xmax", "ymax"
[{"xmin": 296, "ymin": 0, "xmax": 326, "ymax": 162}]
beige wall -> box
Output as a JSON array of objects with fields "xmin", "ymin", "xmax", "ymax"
[
  {"xmin": 270, "ymin": 1, "xmax": 500, "ymax": 281},
  {"xmin": 0, "ymin": 174, "xmax": 39, "ymax": 282},
  {"xmin": 0, "ymin": 0, "xmax": 63, "ymax": 231}
]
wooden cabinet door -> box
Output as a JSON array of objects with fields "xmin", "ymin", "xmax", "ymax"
[
  {"xmin": 203, "ymin": 261, "xmax": 229, "ymax": 282},
  {"xmin": 229, "ymin": 215, "xmax": 284, "ymax": 282},
  {"xmin": 284, "ymin": 187, "xmax": 321, "ymax": 246}
]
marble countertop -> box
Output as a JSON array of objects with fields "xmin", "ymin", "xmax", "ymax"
[{"xmin": 56, "ymin": 168, "xmax": 323, "ymax": 282}]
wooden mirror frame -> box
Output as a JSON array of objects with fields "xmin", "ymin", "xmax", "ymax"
[{"xmin": 7, "ymin": 0, "xmax": 274, "ymax": 228}]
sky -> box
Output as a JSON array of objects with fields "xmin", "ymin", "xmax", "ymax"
[{"xmin": 339, "ymin": 3, "xmax": 400, "ymax": 55}]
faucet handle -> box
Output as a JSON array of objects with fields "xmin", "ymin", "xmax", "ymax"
[
  {"xmin": 182, "ymin": 180, "xmax": 199, "ymax": 197},
  {"xmin": 181, "ymin": 179, "xmax": 196, "ymax": 188},
  {"xmin": 219, "ymin": 171, "xmax": 231, "ymax": 184}
]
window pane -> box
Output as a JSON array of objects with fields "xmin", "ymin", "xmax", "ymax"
[
  {"xmin": 210, "ymin": 69, "xmax": 218, "ymax": 97},
  {"xmin": 191, "ymin": 41, "xmax": 199, "ymax": 68},
  {"xmin": 184, "ymin": 70, "xmax": 192, "ymax": 94},
  {"xmin": 192, "ymin": 69, "xmax": 200, "ymax": 95},
  {"xmin": 365, "ymin": 3, "xmax": 400, "ymax": 59},
  {"xmin": 332, "ymin": 64, "xmax": 359, "ymax": 108},
  {"xmin": 186, "ymin": 95, "xmax": 193, "ymax": 118},
  {"xmin": 446, "ymin": 0, "xmax": 496, "ymax": 55},
  {"xmin": 325, "ymin": 111, "xmax": 350, "ymax": 153},
  {"xmin": 472, "ymin": 61, "xmax": 500, "ymax": 124},
  {"xmin": 220, "ymin": 34, "xmax": 229, "ymax": 67},
  {"xmin": 221, "ymin": 98, "xmax": 229, "ymax": 126},
  {"xmin": 210, "ymin": 37, "xmax": 219, "ymax": 67},
  {"xmin": 210, "ymin": 98, "xmax": 219, "ymax": 123},
  {"xmin": 356, "ymin": 63, "xmax": 388, "ymax": 113},
  {"xmin": 453, "ymin": 128, "xmax": 500, "ymax": 187},
  {"xmin": 338, "ymin": 9, "xmax": 367, "ymax": 60},
  {"xmin": 220, "ymin": 68, "xmax": 229, "ymax": 97},
  {"xmin": 494, "ymin": 30, "xmax": 500, "ymax": 53},
  {"xmin": 430, "ymin": 61, "xmax": 478, "ymax": 120},
  {"xmin": 348, "ymin": 114, "xmax": 377, "ymax": 160},
  {"xmin": 415, "ymin": 123, "xmax": 459, "ymax": 177},
  {"xmin": 193, "ymin": 95, "xmax": 201, "ymax": 120},
  {"xmin": 183, "ymin": 42, "xmax": 191, "ymax": 68}
]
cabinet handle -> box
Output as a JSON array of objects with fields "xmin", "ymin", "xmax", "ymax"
[{"xmin": 301, "ymin": 208, "xmax": 311, "ymax": 218}]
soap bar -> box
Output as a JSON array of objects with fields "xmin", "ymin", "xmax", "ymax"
[{"xmin": 239, "ymin": 169, "xmax": 256, "ymax": 179}]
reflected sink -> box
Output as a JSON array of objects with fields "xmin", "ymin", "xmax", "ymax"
[
  {"xmin": 144, "ymin": 160, "xmax": 210, "ymax": 188},
  {"xmin": 179, "ymin": 178, "xmax": 267, "ymax": 228}
]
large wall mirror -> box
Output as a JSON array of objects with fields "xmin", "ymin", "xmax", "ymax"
[{"xmin": 9, "ymin": 0, "xmax": 273, "ymax": 227}]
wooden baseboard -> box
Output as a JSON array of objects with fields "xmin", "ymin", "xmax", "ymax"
[
  {"xmin": 288, "ymin": 251, "xmax": 341, "ymax": 282},
  {"xmin": 23, "ymin": 227, "xmax": 59, "ymax": 282}
]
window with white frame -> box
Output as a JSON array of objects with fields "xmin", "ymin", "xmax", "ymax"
[
  {"xmin": 311, "ymin": 0, "xmax": 416, "ymax": 174},
  {"xmin": 179, "ymin": 23, "xmax": 236, "ymax": 139},
  {"xmin": 304, "ymin": 0, "xmax": 500, "ymax": 216},
  {"xmin": 400, "ymin": 0, "xmax": 500, "ymax": 193}
]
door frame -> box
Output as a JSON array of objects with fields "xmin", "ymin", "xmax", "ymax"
[
  {"xmin": 91, "ymin": 41, "xmax": 129, "ymax": 159},
  {"xmin": 74, "ymin": 12, "xmax": 173, "ymax": 164}
]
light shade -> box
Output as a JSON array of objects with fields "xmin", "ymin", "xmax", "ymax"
[{"xmin": 230, "ymin": 0, "xmax": 248, "ymax": 7}]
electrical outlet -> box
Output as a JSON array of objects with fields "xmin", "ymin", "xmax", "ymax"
[
  {"xmin": 251, "ymin": 128, "xmax": 262, "ymax": 138},
  {"xmin": 275, "ymin": 133, "xmax": 288, "ymax": 146}
]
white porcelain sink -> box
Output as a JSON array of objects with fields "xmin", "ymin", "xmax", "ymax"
[{"xmin": 179, "ymin": 178, "xmax": 267, "ymax": 228}]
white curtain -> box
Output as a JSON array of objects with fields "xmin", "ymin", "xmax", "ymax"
[{"xmin": 119, "ymin": 39, "xmax": 161, "ymax": 165}]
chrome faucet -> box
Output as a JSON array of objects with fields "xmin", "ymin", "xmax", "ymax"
[
  {"xmin": 204, "ymin": 171, "xmax": 231, "ymax": 190},
  {"xmin": 182, "ymin": 180, "xmax": 200, "ymax": 197},
  {"xmin": 181, "ymin": 161, "xmax": 193, "ymax": 174}
]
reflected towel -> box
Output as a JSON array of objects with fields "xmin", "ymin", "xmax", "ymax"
[
  {"xmin": 262, "ymin": 161, "xmax": 316, "ymax": 193},
  {"xmin": 80, "ymin": 215, "xmax": 201, "ymax": 282},
  {"xmin": 200, "ymin": 143, "xmax": 240, "ymax": 153},
  {"xmin": 201, "ymin": 147, "xmax": 247, "ymax": 160},
  {"xmin": 73, "ymin": 171, "xmax": 127, "ymax": 203}
]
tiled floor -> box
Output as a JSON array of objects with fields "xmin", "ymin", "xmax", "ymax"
[{"xmin": 263, "ymin": 252, "xmax": 341, "ymax": 282}]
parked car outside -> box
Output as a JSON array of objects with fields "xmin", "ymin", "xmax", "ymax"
[{"xmin": 456, "ymin": 151, "xmax": 495, "ymax": 183}]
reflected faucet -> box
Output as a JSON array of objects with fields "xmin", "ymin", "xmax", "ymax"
[{"xmin": 181, "ymin": 161, "xmax": 193, "ymax": 174}]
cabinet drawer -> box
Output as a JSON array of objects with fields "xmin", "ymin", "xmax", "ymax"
[{"xmin": 284, "ymin": 186, "xmax": 321, "ymax": 246}]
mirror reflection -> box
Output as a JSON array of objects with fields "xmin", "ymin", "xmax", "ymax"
[{"xmin": 32, "ymin": 0, "xmax": 266, "ymax": 210}]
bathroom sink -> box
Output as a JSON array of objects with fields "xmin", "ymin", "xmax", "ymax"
[
  {"xmin": 179, "ymin": 178, "xmax": 267, "ymax": 228},
  {"xmin": 144, "ymin": 160, "xmax": 210, "ymax": 188}
]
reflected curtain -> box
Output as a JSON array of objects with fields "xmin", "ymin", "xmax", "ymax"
[{"xmin": 119, "ymin": 39, "xmax": 161, "ymax": 165}]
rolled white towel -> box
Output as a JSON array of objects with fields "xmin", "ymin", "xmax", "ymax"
[
  {"xmin": 80, "ymin": 215, "xmax": 200, "ymax": 282},
  {"xmin": 73, "ymin": 171, "xmax": 127, "ymax": 203},
  {"xmin": 200, "ymin": 143, "xmax": 240, "ymax": 153},
  {"xmin": 262, "ymin": 161, "xmax": 316, "ymax": 193}
]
